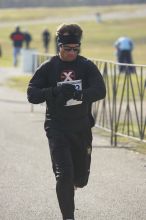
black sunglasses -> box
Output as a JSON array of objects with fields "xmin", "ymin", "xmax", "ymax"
[{"xmin": 62, "ymin": 46, "xmax": 80, "ymax": 52}]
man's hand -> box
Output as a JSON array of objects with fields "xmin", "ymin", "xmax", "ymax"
[
  {"xmin": 73, "ymin": 90, "xmax": 83, "ymax": 101},
  {"xmin": 61, "ymin": 83, "xmax": 76, "ymax": 99},
  {"xmin": 53, "ymin": 83, "xmax": 76, "ymax": 100}
]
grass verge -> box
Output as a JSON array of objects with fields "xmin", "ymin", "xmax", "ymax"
[
  {"xmin": 6, "ymin": 75, "xmax": 31, "ymax": 92},
  {"xmin": 93, "ymin": 127, "xmax": 146, "ymax": 154},
  {"xmin": 0, "ymin": 4, "xmax": 146, "ymax": 66}
]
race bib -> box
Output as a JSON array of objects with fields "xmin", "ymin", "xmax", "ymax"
[{"xmin": 57, "ymin": 80, "xmax": 82, "ymax": 106}]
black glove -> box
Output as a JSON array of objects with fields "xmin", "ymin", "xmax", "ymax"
[
  {"xmin": 61, "ymin": 83, "xmax": 76, "ymax": 100},
  {"xmin": 53, "ymin": 83, "xmax": 76, "ymax": 100},
  {"xmin": 73, "ymin": 90, "xmax": 83, "ymax": 101},
  {"xmin": 55, "ymin": 93, "xmax": 67, "ymax": 106},
  {"xmin": 52, "ymin": 86, "xmax": 62, "ymax": 96}
]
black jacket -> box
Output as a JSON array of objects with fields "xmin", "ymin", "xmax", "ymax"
[
  {"xmin": 10, "ymin": 31, "xmax": 24, "ymax": 47},
  {"xmin": 27, "ymin": 55, "xmax": 106, "ymax": 132}
]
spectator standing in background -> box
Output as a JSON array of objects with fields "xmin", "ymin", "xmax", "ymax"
[
  {"xmin": 96, "ymin": 12, "xmax": 101, "ymax": 23},
  {"xmin": 10, "ymin": 26, "xmax": 25, "ymax": 66},
  {"xmin": 114, "ymin": 36, "xmax": 134, "ymax": 72},
  {"xmin": 24, "ymin": 30, "xmax": 32, "ymax": 49},
  {"xmin": 42, "ymin": 29, "xmax": 51, "ymax": 53}
]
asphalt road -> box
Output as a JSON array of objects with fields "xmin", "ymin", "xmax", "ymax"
[{"xmin": 0, "ymin": 70, "xmax": 146, "ymax": 220}]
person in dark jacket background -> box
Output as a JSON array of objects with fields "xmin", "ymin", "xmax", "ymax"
[
  {"xmin": 27, "ymin": 23, "xmax": 106, "ymax": 220},
  {"xmin": 24, "ymin": 30, "xmax": 32, "ymax": 49},
  {"xmin": 10, "ymin": 26, "xmax": 25, "ymax": 66},
  {"xmin": 42, "ymin": 28, "xmax": 51, "ymax": 53}
]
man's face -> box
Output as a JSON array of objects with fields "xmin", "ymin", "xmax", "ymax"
[{"xmin": 59, "ymin": 44, "xmax": 80, "ymax": 62}]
